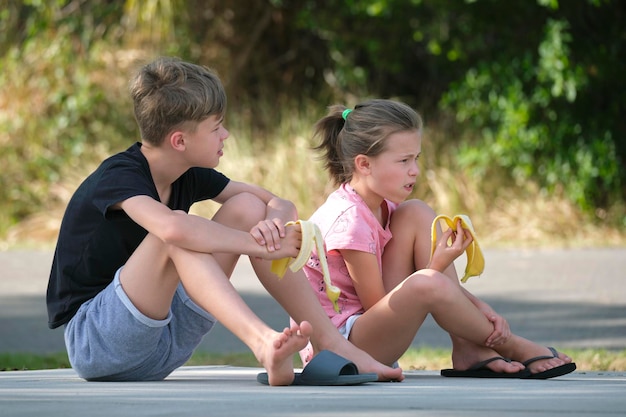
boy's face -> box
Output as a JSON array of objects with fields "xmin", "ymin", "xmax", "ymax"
[{"xmin": 182, "ymin": 114, "xmax": 229, "ymax": 168}]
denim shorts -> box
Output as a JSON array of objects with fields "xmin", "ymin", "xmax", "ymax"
[
  {"xmin": 340, "ymin": 313, "xmax": 398, "ymax": 369},
  {"xmin": 338, "ymin": 314, "xmax": 362, "ymax": 339},
  {"xmin": 64, "ymin": 268, "xmax": 216, "ymax": 381}
]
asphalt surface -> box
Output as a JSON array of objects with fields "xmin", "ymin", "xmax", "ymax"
[
  {"xmin": 2, "ymin": 248, "xmax": 625, "ymax": 354},
  {"xmin": 1, "ymin": 247, "xmax": 625, "ymax": 416},
  {"xmin": 2, "ymin": 367, "xmax": 625, "ymax": 417}
]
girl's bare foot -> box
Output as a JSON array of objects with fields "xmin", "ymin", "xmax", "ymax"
[
  {"xmin": 471, "ymin": 335, "xmax": 573, "ymax": 375},
  {"xmin": 258, "ymin": 321, "xmax": 313, "ymax": 386},
  {"xmin": 509, "ymin": 343, "xmax": 572, "ymax": 374},
  {"xmin": 324, "ymin": 339, "xmax": 405, "ymax": 382},
  {"xmin": 451, "ymin": 344, "xmax": 525, "ymax": 374}
]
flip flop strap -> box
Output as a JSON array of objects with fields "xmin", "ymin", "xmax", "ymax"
[
  {"xmin": 522, "ymin": 347, "xmax": 558, "ymax": 366},
  {"xmin": 469, "ymin": 356, "xmax": 512, "ymax": 371}
]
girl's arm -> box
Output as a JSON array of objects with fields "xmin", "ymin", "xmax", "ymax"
[
  {"xmin": 461, "ymin": 287, "xmax": 511, "ymax": 347},
  {"xmin": 341, "ymin": 249, "xmax": 387, "ymax": 311}
]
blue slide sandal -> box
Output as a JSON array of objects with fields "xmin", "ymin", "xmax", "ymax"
[{"xmin": 257, "ymin": 350, "xmax": 379, "ymax": 386}]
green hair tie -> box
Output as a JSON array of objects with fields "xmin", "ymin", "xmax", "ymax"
[{"xmin": 342, "ymin": 109, "xmax": 352, "ymax": 120}]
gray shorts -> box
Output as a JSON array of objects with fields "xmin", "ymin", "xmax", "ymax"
[{"xmin": 64, "ymin": 268, "xmax": 216, "ymax": 381}]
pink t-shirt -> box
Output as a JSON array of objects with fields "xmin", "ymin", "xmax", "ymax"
[{"xmin": 304, "ymin": 183, "xmax": 396, "ymax": 329}]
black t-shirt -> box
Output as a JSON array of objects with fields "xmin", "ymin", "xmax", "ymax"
[{"xmin": 46, "ymin": 142, "xmax": 230, "ymax": 329}]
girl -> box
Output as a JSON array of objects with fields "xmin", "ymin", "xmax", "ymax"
[{"xmin": 300, "ymin": 99, "xmax": 575, "ymax": 378}]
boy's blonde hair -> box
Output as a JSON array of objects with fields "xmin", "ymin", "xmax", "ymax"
[{"xmin": 129, "ymin": 57, "xmax": 227, "ymax": 145}]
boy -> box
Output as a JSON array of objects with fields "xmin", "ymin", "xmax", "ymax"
[{"xmin": 46, "ymin": 57, "xmax": 402, "ymax": 385}]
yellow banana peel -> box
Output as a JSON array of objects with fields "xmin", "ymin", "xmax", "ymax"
[
  {"xmin": 270, "ymin": 220, "xmax": 341, "ymax": 312},
  {"xmin": 430, "ymin": 214, "xmax": 484, "ymax": 283}
]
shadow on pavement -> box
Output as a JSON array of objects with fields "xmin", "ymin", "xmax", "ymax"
[{"xmin": 1, "ymin": 292, "xmax": 625, "ymax": 355}]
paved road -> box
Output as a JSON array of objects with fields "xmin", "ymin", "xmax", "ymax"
[
  {"xmin": 1, "ymin": 248, "xmax": 625, "ymax": 417},
  {"xmin": 1, "ymin": 247, "xmax": 625, "ymax": 355},
  {"xmin": 1, "ymin": 367, "xmax": 625, "ymax": 417}
]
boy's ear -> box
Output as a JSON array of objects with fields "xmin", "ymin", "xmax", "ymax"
[
  {"xmin": 354, "ymin": 154, "xmax": 371, "ymax": 175},
  {"xmin": 169, "ymin": 131, "xmax": 186, "ymax": 151}
]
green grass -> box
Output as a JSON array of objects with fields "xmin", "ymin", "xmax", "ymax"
[
  {"xmin": 397, "ymin": 348, "xmax": 626, "ymax": 372},
  {"xmin": 3, "ymin": 348, "xmax": 625, "ymax": 373},
  {"xmin": 0, "ymin": 352, "xmax": 72, "ymax": 371}
]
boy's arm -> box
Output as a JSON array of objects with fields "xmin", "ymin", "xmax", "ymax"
[
  {"xmin": 213, "ymin": 180, "xmax": 299, "ymax": 248},
  {"xmin": 213, "ymin": 180, "xmax": 298, "ymax": 222},
  {"xmin": 117, "ymin": 194, "xmax": 299, "ymax": 260}
]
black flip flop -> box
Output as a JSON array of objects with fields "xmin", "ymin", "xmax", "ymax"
[
  {"xmin": 520, "ymin": 347, "xmax": 577, "ymax": 379},
  {"xmin": 441, "ymin": 356, "xmax": 531, "ymax": 378},
  {"xmin": 257, "ymin": 350, "xmax": 379, "ymax": 386}
]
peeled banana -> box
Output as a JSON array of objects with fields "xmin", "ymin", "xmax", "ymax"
[
  {"xmin": 430, "ymin": 214, "xmax": 484, "ymax": 283},
  {"xmin": 270, "ymin": 220, "xmax": 341, "ymax": 312}
]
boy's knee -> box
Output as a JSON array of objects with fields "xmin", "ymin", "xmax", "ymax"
[{"xmin": 216, "ymin": 192, "xmax": 266, "ymax": 229}]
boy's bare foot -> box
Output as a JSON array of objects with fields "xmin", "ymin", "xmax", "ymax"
[{"xmin": 258, "ymin": 321, "xmax": 313, "ymax": 386}]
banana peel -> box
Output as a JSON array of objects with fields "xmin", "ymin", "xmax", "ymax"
[
  {"xmin": 270, "ymin": 220, "xmax": 341, "ymax": 312},
  {"xmin": 430, "ymin": 214, "xmax": 484, "ymax": 283}
]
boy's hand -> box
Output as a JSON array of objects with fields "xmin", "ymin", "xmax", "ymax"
[
  {"xmin": 429, "ymin": 220, "xmax": 473, "ymax": 272},
  {"xmin": 250, "ymin": 219, "xmax": 301, "ymax": 259},
  {"xmin": 251, "ymin": 218, "xmax": 285, "ymax": 252}
]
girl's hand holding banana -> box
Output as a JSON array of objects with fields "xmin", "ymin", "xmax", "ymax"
[{"xmin": 429, "ymin": 214, "xmax": 485, "ymax": 283}]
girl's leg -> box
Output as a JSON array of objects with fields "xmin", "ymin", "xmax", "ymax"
[
  {"xmin": 348, "ymin": 268, "xmax": 506, "ymax": 365},
  {"xmin": 382, "ymin": 199, "xmax": 458, "ymax": 291},
  {"xmin": 449, "ymin": 334, "xmax": 571, "ymax": 374},
  {"xmin": 349, "ymin": 268, "xmax": 570, "ymax": 372},
  {"xmin": 378, "ymin": 199, "xmax": 571, "ymax": 373}
]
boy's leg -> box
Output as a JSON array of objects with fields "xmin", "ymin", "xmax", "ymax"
[
  {"xmin": 208, "ymin": 193, "xmax": 404, "ymax": 382},
  {"xmin": 117, "ymin": 193, "xmax": 311, "ymax": 385},
  {"xmin": 65, "ymin": 232, "xmax": 206, "ymax": 381},
  {"xmin": 165, "ymin": 243, "xmax": 312, "ymax": 385},
  {"xmin": 64, "ymin": 265, "xmax": 200, "ymax": 381},
  {"xmin": 251, "ymin": 258, "xmax": 404, "ymax": 381}
]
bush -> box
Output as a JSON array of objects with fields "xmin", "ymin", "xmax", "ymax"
[{"xmin": 0, "ymin": 28, "xmax": 138, "ymax": 234}]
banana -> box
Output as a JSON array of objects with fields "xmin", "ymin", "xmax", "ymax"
[
  {"xmin": 270, "ymin": 220, "xmax": 341, "ymax": 312},
  {"xmin": 430, "ymin": 214, "xmax": 484, "ymax": 283}
]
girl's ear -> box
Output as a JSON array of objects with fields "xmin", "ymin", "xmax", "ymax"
[{"xmin": 354, "ymin": 154, "xmax": 371, "ymax": 175}]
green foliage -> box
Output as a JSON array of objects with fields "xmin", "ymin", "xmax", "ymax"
[
  {"xmin": 0, "ymin": 23, "xmax": 136, "ymax": 233},
  {"xmin": 440, "ymin": 1, "xmax": 625, "ymax": 215},
  {"xmin": 0, "ymin": 0, "xmax": 624, "ymax": 237}
]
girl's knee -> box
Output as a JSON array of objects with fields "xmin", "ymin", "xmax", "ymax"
[
  {"xmin": 393, "ymin": 199, "xmax": 436, "ymax": 221},
  {"xmin": 406, "ymin": 270, "xmax": 456, "ymax": 303}
]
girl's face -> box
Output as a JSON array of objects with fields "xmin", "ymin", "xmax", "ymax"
[{"xmin": 362, "ymin": 129, "xmax": 422, "ymax": 205}]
